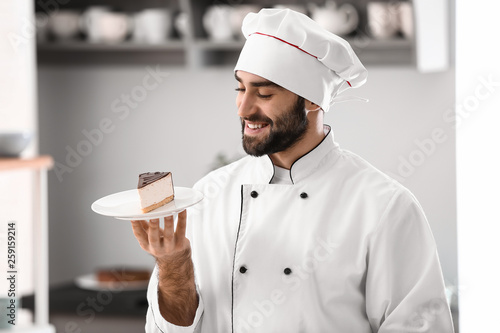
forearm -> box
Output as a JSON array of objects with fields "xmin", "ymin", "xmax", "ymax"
[{"xmin": 157, "ymin": 248, "xmax": 198, "ymax": 326}]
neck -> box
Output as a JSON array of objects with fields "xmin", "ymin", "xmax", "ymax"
[{"xmin": 269, "ymin": 115, "xmax": 325, "ymax": 170}]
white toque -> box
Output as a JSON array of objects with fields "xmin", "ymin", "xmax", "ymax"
[{"xmin": 234, "ymin": 8, "xmax": 368, "ymax": 112}]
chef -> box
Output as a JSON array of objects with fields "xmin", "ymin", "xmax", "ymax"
[{"xmin": 131, "ymin": 8, "xmax": 455, "ymax": 333}]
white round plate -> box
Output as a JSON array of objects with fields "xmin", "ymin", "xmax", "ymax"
[
  {"xmin": 91, "ymin": 186, "xmax": 203, "ymax": 220},
  {"xmin": 75, "ymin": 273, "xmax": 149, "ymax": 291}
]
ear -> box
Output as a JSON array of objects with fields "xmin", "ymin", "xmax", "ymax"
[{"xmin": 305, "ymin": 100, "xmax": 322, "ymax": 112}]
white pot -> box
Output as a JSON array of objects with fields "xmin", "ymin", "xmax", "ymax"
[
  {"xmin": 49, "ymin": 9, "xmax": 81, "ymax": 40},
  {"xmin": 133, "ymin": 9, "xmax": 172, "ymax": 44},
  {"xmin": 81, "ymin": 7, "xmax": 131, "ymax": 43},
  {"xmin": 398, "ymin": 2, "xmax": 414, "ymax": 39},
  {"xmin": 203, "ymin": 5, "xmax": 233, "ymax": 41},
  {"xmin": 367, "ymin": 2, "xmax": 399, "ymax": 39},
  {"xmin": 309, "ymin": 1, "xmax": 359, "ymax": 36}
]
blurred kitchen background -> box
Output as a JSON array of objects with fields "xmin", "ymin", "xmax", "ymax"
[{"xmin": 2, "ymin": 0, "xmax": 500, "ymax": 332}]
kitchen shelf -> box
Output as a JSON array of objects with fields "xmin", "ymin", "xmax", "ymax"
[
  {"xmin": 34, "ymin": 0, "xmax": 450, "ymax": 69},
  {"xmin": 193, "ymin": 39, "xmax": 244, "ymax": 50},
  {"xmin": 37, "ymin": 40, "xmax": 186, "ymax": 52},
  {"xmin": 37, "ymin": 41, "xmax": 187, "ymax": 66},
  {"xmin": 349, "ymin": 37, "xmax": 414, "ymax": 66},
  {"xmin": 37, "ymin": 37, "xmax": 414, "ymax": 67},
  {"xmin": 0, "ymin": 155, "xmax": 53, "ymax": 171},
  {"xmin": 350, "ymin": 37, "xmax": 413, "ymax": 50}
]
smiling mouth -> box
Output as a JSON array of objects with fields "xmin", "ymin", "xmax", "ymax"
[
  {"xmin": 247, "ymin": 123, "xmax": 268, "ymax": 129},
  {"xmin": 245, "ymin": 121, "xmax": 270, "ymax": 134}
]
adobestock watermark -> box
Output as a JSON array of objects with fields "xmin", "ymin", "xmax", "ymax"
[
  {"xmin": 234, "ymin": 236, "xmax": 337, "ymax": 331},
  {"xmin": 52, "ymin": 65, "xmax": 170, "ymax": 182},
  {"xmin": 388, "ymin": 128, "xmax": 448, "ymax": 182},
  {"xmin": 7, "ymin": 0, "xmax": 71, "ymax": 53},
  {"xmin": 387, "ymin": 74, "xmax": 499, "ymax": 182}
]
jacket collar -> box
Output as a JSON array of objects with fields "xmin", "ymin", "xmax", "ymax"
[{"xmin": 257, "ymin": 125, "xmax": 340, "ymax": 184}]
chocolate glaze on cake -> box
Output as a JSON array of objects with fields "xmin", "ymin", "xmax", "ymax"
[{"xmin": 138, "ymin": 172, "xmax": 170, "ymax": 189}]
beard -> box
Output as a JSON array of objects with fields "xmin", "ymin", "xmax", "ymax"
[{"xmin": 241, "ymin": 96, "xmax": 308, "ymax": 157}]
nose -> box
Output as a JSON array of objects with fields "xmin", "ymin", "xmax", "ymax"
[{"xmin": 236, "ymin": 91, "xmax": 256, "ymax": 119}]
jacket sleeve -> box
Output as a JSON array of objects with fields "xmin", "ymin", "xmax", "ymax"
[
  {"xmin": 365, "ymin": 188, "xmax": 455, "ymax": 333},
  {"xmin": 145, "ymin": 264, "xmax": 204, "ymax": 333}
]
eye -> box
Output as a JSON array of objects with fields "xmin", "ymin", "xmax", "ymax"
[
  {"xmin": 256, "ymin": 87, "xmax": 274, "ymax": 99},
  {"xmin": 235, "ymin": 88, "xmax": 245, "ymax": 93},
  {"xmin": 257, "ymin": 92, "xmax": 272, "ymax": 99}
]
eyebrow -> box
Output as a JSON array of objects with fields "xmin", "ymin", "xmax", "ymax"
[{"xmin": 234, "ymin": 72, "xmax": 284, "ymax": 89}]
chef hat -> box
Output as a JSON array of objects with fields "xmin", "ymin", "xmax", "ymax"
[{"xmin": 234, "ymin": 8, "xmax": 368, "ymax": 112}]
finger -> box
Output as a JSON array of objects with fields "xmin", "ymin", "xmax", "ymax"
[
  {"xmin": 175, "ymin": 210, "xmax": 187, "ymax": 239},
  {"xmin": 131, "ymin": 220, "xmax": 147, "ymax": 238},
  {"xmin": 164, "ymin": 215, "xmax": 175, "ymax": 240},
  {"xmin": 140, "ymin": 220, "xmax": 149, "ymax": 232},
  {"xmin": 148, "ymin": 218, "xmax": 162, "ymax": 250},
  {"xmin": 131, "ymin": 220, "xmax": 150, "ymax": 249}
]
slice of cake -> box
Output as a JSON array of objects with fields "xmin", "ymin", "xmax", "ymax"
[{"xmin": 137, "ymin": 172, "xmax": 174, "ymax": 213}]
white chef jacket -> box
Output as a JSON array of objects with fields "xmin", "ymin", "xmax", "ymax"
[{"xmin": 146, "ymin": 125, "xmax": 454, "ymax": 333}]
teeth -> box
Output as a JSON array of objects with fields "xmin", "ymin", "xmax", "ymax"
[{"xmin": 248, "ymin": 123, "xmax": 265, "ymax": 129}]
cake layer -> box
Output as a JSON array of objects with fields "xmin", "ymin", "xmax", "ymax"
[{"xmin": 142, "ymin": 194, "xmax": 174, "ymax": 213}]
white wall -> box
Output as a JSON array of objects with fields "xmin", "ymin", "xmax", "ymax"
[
  {"xmin": 0, "ymin": 0, "xmax": 37, "ymax": 298},
  {"xmin": 330, "ymin": 67, "xmax": 456, "ymax": 285},
  {"xmin": 456, "ymin": 0, "xmax": 500, "ymax": 331},
  {"xmin": 38, "ymin": 65, "xmax": 457, "ymax": 293}
]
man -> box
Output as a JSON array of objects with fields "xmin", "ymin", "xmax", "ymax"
[{"xmin": 131, "ymin": 8, "xmax": 454, "ymax": 333}]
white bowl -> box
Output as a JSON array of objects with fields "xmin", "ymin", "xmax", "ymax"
[
  {"xmin": 49, "ymin": 10, "xmax": 81, "ymax": 40},
  {"xmin": 0, "ymin": 131, "xmax": 32, "ymax": 157}
]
